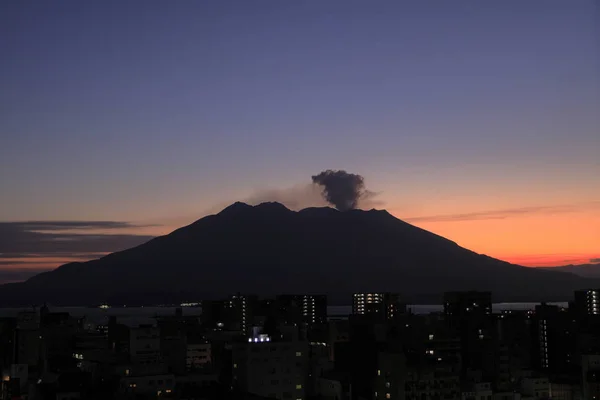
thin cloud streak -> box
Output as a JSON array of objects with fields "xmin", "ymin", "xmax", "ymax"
[
  {"xmin": 0, "ymin": 221, "xmax": 155, "ymax": 261},
  {"xmin": 405, "ymin": 202, "xmax": 600, "ymax": 223}
]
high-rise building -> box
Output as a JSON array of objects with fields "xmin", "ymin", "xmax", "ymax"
[
  {"xmin": 275, "ymin": 295, "xmax": 327, "ymax": 325},
  {"xmin": 574, "ymin": 289, "xmax": 600, "ymax": 316},
  {"xmin": 531, "ymin": 303, "xmax": 576, "ymax": 374},
  {"xmin": 351, "ymin": 293, "xmax": 406, "ymax": 320},
  {"xmin": 443, "ymin": 292, "xmax": 493, "ymax": 379},
  {"xmin": 201, "ymin": 294, "xmax": 258, "ymax": 334},
  {"xmin": 228, "ymin": 294, "xmax": 258, "ymax": 334}
]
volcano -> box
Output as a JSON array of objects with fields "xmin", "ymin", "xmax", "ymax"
[{"xmin": 0, "ymin": 202, "xmax": 594, "ymax": 305}]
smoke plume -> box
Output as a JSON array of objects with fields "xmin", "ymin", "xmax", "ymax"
[{"xmin": 311, "ymin": 170, "xmax": 369, "ymax": 211}]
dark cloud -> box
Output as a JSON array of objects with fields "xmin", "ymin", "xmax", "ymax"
[
  {"xmin": 405, "ymin": 204, "xmax": 594, "ymax": 223},
  {"xmin": 591, "ymin": 258, "xmax": 600, "ymax": 263},
  {"xmin": 0, "ymin": 221, "xmax": 155, "ymax": 260},
  {"xmin": 0, "ymin": 252, "xmax": 109, "ymax": 260},
  {"xmin": 3, "ymin": 221, "xmax": 150, "ymax": 231},
  {"xmin": 311, "ymin": 170, "xmax": 371, "ymax": 211}
]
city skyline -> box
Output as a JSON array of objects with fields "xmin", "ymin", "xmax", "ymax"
[{"xmin": 1, "ymin": 0, "xmax": 599, "ymax": 282}]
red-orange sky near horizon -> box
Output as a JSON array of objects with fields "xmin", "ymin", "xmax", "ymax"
[{"xmin": 1, "ymin": 199, "xmax": 598, "ymax": 284}]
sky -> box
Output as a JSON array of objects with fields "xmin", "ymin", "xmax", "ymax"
[{"xmin": 1, "ymin": 0, "xmax": 599, "ymax": 283}]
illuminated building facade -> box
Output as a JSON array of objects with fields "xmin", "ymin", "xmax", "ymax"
[{"xmin": 351, "ymin": 293, "xmax": 406, "ymax": 320}]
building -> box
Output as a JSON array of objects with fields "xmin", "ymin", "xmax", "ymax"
[
  {"xmin": 15, "ymin": 311, "xmax": 41, "ymax": 369},
  {"xmin": 444, "ymin": 292, "xmax": 493, "ymax": 379},
  {"xmin": 232, "ymin": 329, "xmax": 310, "ymax": 400},
  {"xmin": 130, "ymin": 325, "xmax": 161, "ymax": 365},
  {"xmin": 404, "ymin": 356, "xmax": 461, "ymax": 400},
  {"xmin": 202, "ymin": 294, "xmax": 258, "ymax": 334},
  {"xmin": 352, "ymin": 293, "xmax": 406, "ymax": 320},
  {"xmin": 520, "ymin": 376, "xmax": 550, "ymax": 399},
  {"xmin": 582, "ymin": 354, "xmax": 600, "ymax": 400},
  {"xmin": 573, "ymin": 289, "xmax": 600, "ymax": 316},
  {"xmin": 275, "ymin": 295, "xmax": 327, "ymax": 325},
  {"xmin": 120, "ymin": 373, "xmax": 175, "ymax": 397},
  {"xmin": 186, "ymin": 342, "xmax": 212, "ymax": 371},
  {"xmin": 531, "ymin": 304, "xmax": 576, "ymax": 374},
  {"xmin": 443, "ymin": 291, "xmax": 492, "ymax": 319},
  {"xmin": 461, "ymin": 382, "xmax": 492, "ymax": 400},
  {"xmin": 374, "ymin": 350, "xmax": 406, "ymax": 400}
]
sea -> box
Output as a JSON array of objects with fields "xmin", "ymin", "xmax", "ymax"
[{"xmin": 0, "ymin": 302, "xmax": 568, "ymax": 328}]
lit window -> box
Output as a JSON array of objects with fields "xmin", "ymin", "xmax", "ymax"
[
  {"xmin": 125, "ymin": 369, "xmax": 130, "ymax": 376},
  {"xmin": 296, "ymin": 384, "xmax": 302, "ymax": 389},
  {"xmin": 233, "ymin": 363, "xmax": 237, "ymax": 368},
  {"xmin": 296, "ymin": 351, "xmax": 302, "ymax": 357},
  {"xmin": 428, "ymin": 334, "xmax": 434, "ymax": 340},
  {"xmin": 377, "ymin": 369, "xmax": 381, "ymax": 376},
  {"xmin": 386, "ymin": 394, "xmax": 391, "ymax": 399}
]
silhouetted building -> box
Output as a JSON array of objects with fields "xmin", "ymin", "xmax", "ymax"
[
  {"xmin": 275, "ymin": 294, "xmax": 327, "ymax": 325},
  {"xmin": 374, "ymin": 350, "xmax": 406, "ymax": 400},
  {"xmin": 232, "ymin": 329, "xmax": 309, "ymax": 400},
  {"xmin": 531, "ymin": 303, "xmax": 576, "ymax": 374},
  {"xmin": 352, "ymin": 293, "xmax": 406, "ymax": 320},
  {"xmin": 443, "ymin": 292, "xmax": 494, "ymax": 380},
  {"xmin": 582, "ymin": 354, "xmax": 600, "ymax": 400},
  {"xmin": 444, "ymin": 291, "xmax": 492, "ymax": 319},
  {"xmin": 0, "ymin": 318, "xmax": 17, "ymax": 371},
  {"xmin": 573, "ymin": 289, "xmax": 600, "ymax": 316},
  {"xmin": 202, "ymin": 294, "xmax": 258, "ymax": 334},
  {"xmin": 130, "ymin": 325, "xmax": 161, "ymax": 365}
]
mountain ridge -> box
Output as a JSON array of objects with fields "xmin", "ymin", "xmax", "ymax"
[
  {"xmin": 0, "ymin": 202, "xmax": 596, "ymax": 306},
  {"xmin": 542, "ymin": 263, "xmax": 600, "ymax": 278}
]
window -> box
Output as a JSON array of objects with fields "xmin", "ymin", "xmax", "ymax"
[
  {"xmin": 377, "ymin": 370, "xmax": 381, "ymax": 376},
  {"xmin": 296, "ymin": 351, "xmax": 302, "ymax": 357},
  {"xmin": 233, "ymin": 363, "xmax": 237, "ymax": 368},
  {"xmin": 296, "ymin": 384, "xmax": 302, "ymax": 389},
  {"xmin": 386, "ymin": 394, "xmax": 390, "ymax": 399}
]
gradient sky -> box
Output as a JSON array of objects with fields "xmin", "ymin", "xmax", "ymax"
[{"xmin": 1, "ymin": 0, "xmax": 599, "ymax": 282}]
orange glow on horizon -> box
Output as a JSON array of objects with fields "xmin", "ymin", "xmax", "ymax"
[{"xmin": 2, "ymin": 201, "xmax": 598, "ymax": 282}]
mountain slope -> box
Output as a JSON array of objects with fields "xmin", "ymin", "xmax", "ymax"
[
  {"xmin": 543, "ymin": 264, "xmax": 600, "ymax": 278},
  {"xmin": 0, "ymin": 202, "xmax": 595, "ymax": 305}
]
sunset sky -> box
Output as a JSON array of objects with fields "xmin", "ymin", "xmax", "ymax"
[{"xmin": 1, "ymin": 0, "xmax": 598, "ymax": 283}]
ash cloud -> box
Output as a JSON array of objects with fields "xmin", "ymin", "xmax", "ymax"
[
  {"xmin": 245, "ymin": 170, "xmax": 381, "ymax": 211},
  {"xmin": 311, "ymin": 170, "xmax": 372, "ymax": 211}
]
